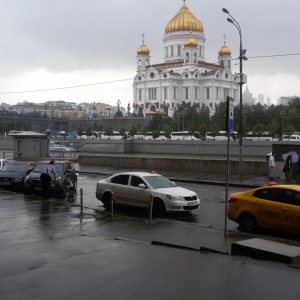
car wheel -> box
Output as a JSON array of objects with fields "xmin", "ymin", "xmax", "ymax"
[
  {"xmin": 102, "ymin": 192, "xmax": 112, "ymax": 209},
  {"xmin": 153, "ymin": 198, "xmax": 166, "ymax": 217},
  {"xmin": 238, "ymin": 213, "xmax": 257, "ymax": 232}
]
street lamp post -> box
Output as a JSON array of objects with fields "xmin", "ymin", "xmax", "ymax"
[
  {"xmin": 222, "ymin": 7, "xmax": 247, "ymax": 178},
  {"xmin": 280, "ymin": 111, "xmax": 285, "ymax": 139}
]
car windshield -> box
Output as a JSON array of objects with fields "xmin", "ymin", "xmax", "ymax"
[
  {"xmin": 143, "ymin": 175, "xmax": 177, "ymax": 189},
  {"xmin": 1, "ymin": 163, "xmax": 26, "ymax": 172},
  {"xmin": 33, "ymin": 163, "xmax": 64, "ymax": 173}
]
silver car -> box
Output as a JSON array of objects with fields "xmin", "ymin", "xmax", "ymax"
[{"xmin": 95, "ymin": 172, "xmax": 200, "ymax": 215}]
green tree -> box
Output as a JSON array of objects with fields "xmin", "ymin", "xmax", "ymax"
[
  {"xmin": 119, "ymin": 128, "xmax": 126, "ymax": 137},
  {"xmin": 129, "ymin": 125, "xmax": 137, "ymax": 137},
  {"xmin": 105, "ymin": 127, "xmax": 113, "ymax": 136}
]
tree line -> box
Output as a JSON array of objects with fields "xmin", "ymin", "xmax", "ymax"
[{"xmin": 2, "ymin": 97, "xmax": 300, "ymax": 139}]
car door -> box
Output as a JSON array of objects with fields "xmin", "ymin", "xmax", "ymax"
[
  {"xmin": 126, "ymin": 175, "xmax": 151, "ymax": 207},
  {"xmin": 279, "ymin": 190, "xmax": 300, "ymax": 232},
  {"xmin": 252, "ymin": 188, "xmax": 286, "ymax": 230},
  {"xmin": 109, "ymin": 174, "xmax": 130, "ymax": 204}
]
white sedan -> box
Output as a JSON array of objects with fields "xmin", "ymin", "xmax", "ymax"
[{"xmin": 95, "ymin": 171, "xmax": 200, "ymax": 215}]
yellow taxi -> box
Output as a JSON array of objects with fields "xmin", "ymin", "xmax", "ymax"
[{"xmin": 228, "ymin": 185, "xmax": 300, "ymax": 233}]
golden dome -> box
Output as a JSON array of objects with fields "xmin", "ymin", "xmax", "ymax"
[
  {"xmin": 184, "ymin": 32, "xmax": 198, "ymax": 48},
  {"xmin": 218, "ymin": 42, "xmax": 231, "ymax": 56},
  {"xmin": 137, "ymin": 34, "xmax": 150, "ymax": 55},
  {"xmin": 105, "ymin": 105, "xmax": 111, "ymax": 110},
  {"xmin": 165, "ymin": 1, "xmax": 204, "ymax": 34}
]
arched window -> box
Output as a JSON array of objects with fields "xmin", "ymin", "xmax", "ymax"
[
  {"xmin": 185, "ymin": 53, "xmax": 189, "ymax": 63},
  {"xmin": 138, "ymin": 60, "xmax": 141, "ymax": 68},
  {"xmin": 194, "ymin": 53, "xmax": 197, "ymax": 63}
]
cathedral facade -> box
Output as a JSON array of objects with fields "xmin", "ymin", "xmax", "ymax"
[{"xmin": 132, "ymin": 0, "xmax": 239, "ymax": 117}]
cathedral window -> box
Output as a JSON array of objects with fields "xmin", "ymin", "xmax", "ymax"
[
  {"xmin": 164, "ymin": 87, "xmax": 167, "ymax": 100},
  {"xmin": 185, "ymin": 87, "xmax": 189, "ymax": 100},
  {"xmin": 220, "ymin": 60, "xmax": 224, "ymax": 67},
  {"xmin": 148, "ymin": 88, "xmax": 157, "ymax": 100},
  {"xmin": 138, "ymin": 89, "xmax": 142, "ymax": 101},
  {"xmin": 199, "ymin": 46, "xmax": 202, "ymax": 57},
  {"xmin": 185, "ymin": 53, "xmax": 189, "ymax": 63},
  {"xmin": 223, "ymin": 88, "xmax": 230, "ymax": 99},
  {"xmin": 173, "ymin": 87, "xmax": 177, "ymax": 100},
  {"xmin": 185, "ymin": 74, "xmax": 188, "ymax": 78},
  {"xmin": 146, "ymin": 60, "xmax": 149, "ymax": 66},
  {"xmin": 178, "ymin": 45, "xmax": 181, "ymax": 56},
  {"xmin": 171, "ymin": 45, "xmax": 174, "ymax": 57},
  {"xmin": 150, "ymin": 72, "xmax": 154, "ymax": 78},
  {"xmin": 216, "ymin": 87, "xmax": 219, "ymax": 100},
  {"xmin": 195, "ymin": 87, "xmax": 198, "ymax": 100},
  {"xmin": 225, "ymin": 73, "xmax": 229, "ymax": 79},
  {"xmin": 206, "ymin": 87, "xmax": 210, "ymax": 100},
  {"xmin": 138, "ymin": 60, "xmax": 141, "ymax": 68},
  {"xmin": 194, "ymin": 53, "xmax": 197, "ymax": 63}
]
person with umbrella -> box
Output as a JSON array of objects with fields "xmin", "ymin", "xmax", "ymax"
[{"xmin": 283, "ymin": 155, "xmax": 293, "ymax": 181}]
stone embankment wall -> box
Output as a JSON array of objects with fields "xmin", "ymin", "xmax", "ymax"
[{"xmin": 77, "ymin": 139, "xmax": 273, "ymax": 175}]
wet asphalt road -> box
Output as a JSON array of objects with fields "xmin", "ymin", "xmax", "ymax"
[
  {"xmin": 1, "ymin": 188, "xmax": 300, "ymax": 299},
  {"xmin": 1, "ymin": 174, "xmax": 300, "ymax": 299}
]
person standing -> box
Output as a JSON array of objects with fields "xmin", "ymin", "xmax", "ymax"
[
  {"xmin": 40, "ymin": 160, "xmax": 57, "ymax": 198},
  {"xmin": 269, "ymin": 152, "xmax": 275, "ymax": 179},
  {"xmin": 284, "ymin": 155, "xmax": 293, "ymax": 181}
]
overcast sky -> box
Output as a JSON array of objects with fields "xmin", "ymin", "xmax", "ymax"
[{"xmin": 0, "ymin": 0, "xmax": 299, "ymax": 107}]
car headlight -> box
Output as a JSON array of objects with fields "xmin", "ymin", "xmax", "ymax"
[{"xmin": 166, "ymin": 194, "xmax": 183, "ymax": 201}]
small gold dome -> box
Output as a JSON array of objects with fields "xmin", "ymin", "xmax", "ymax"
[
  {"xmin": 137, "ymin": 34, "xmax": 150, "ymax": 56},
  {"xmin": 165, "ymin": 1, "xmax": 204, "ymax": 34},
  {"xmin": 184, "ymin": 32, "xmax": 198, "ymax": 48},
  {"xmin": 105, "ymin": 105, "xmax": 111, "ymax": 110},
  {"xmin": 218, "ymin": 42, "xmax": 231, "ymax": 56}
]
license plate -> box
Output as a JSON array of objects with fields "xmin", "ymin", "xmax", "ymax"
[
  {"xmin": 188, "ymin": 201, "xmax": 197, "ymax": 206},
  {"xmin": 0, "ymin": 182, "xmax": 10, "ymax": 186}
]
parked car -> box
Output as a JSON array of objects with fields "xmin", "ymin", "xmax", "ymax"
[
  {"xmin": 24, "ymin": 161, "xmax": 77, "ymax": 195},
  {"xmin": 228, "ymin": 184, "xmax": 300, "ymax": 233},
  {"xmin": 0, "ymin": 159, "xmax": 9, "ymax": 171},
  {"xmin": 0, "ymin": 161, "xmax": 36, "ymax": 189},
  {"xmin": 95, "ymin": 171, "xmax": 200, "ymax": 215}
]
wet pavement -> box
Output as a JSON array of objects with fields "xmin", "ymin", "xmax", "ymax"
[{"xmin": 1, "ymin": 164, "xmax": 300, "ymax": 299}]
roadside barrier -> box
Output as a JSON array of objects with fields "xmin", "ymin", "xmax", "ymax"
[
  {"xmin": 80, "ymin": 188, "xmax": 83, "ymax": 215},
  {"xmin": 111, "ymin": 192, "xmax": 114, "ymax": 220},
  {"xmin": 149, "ymin": 193, "xmax": 153, "ymax": 225}
]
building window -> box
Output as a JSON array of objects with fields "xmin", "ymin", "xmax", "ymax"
[
  {"xmin": 185, "ymin": 74, "xmax": 188, "ymax": 78},
  {"xmin": 148, "ymin": 88, "xmax": 157, "ymax": 100},
  {"xmin": 225, "ymin": 73, "xmax": 229, "ymax": 79},
  {"xmin": 194, "ymin": 53, "xmax": 197, "ymax": 63},
  {"xmin": 138, "ymin": 60, "xmax": 141, "ymax": 68},
  {"xmin": 164, "ymin": 87, "xmax": 167, "ymax": 100},
  {"xmin": 223, "ymin": 88, "xmax": 230, "ymax": 99},
  {"xmin": 195, "ymin": 87, "xmax": 198, "ymax": 100},
  {"xmin": 185, "ymin": 53, "xmax": 189, "ymax": 63},
  {"xmin": 171, "ymin": 45, "xmax": 174, "ymax": 57},
  {"xmin": 150, "ymin": 72, "xmax": 154, "ymax": 78},
  {"xmin": 178, "ymin": 45, "xmax": 181, "ymax": 56},
  {"xmin": 206, "ymin": 87, "xmax": 210, "ymax": 100},
  {"xmin": 138, "ymin": 89, "xmax": 142, "ymax": 101},
  {"xmin": 199, "ymin": 46, "xmax": 202, "ymax": 57},
  {"xmin": 216, "ymin": 87, "xmax": 219, "ymax": 100},
  {"xmin": 185, "ymin": 87, "xmax": 189, "ymax": 100},
  {"xmin": 173, "ymin": 87, "xmax": 177, "ymax": 100}
]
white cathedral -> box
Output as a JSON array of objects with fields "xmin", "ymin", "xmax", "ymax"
[{"xmin": 133, "ymin": 0, "xmax": 239, "ymax": 117}]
